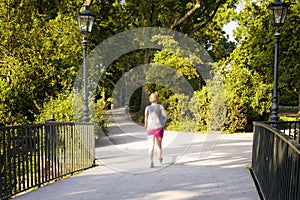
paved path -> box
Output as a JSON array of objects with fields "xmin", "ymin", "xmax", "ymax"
[{"xmin": 15, "ymin": 108, "xmax": 260, "ymax": 200}]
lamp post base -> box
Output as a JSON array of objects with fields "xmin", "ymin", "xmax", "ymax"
[{"xmin": 82, "ymin": 116, "xmax": 90, "ymax": 122}]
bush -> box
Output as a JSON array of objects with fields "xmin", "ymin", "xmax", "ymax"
[
  {"xmin": 35, "ymin": 93, "xmax": 74, "ymax": 123},
  {"xmin": 223, "ymin": 66, "xmax": 272, "ymax": 132},
  {"xmin": 35, "ymin": 91, "xmax": 109, "ymax": 134},
  {"xmin": 190, "ymin": 89, "xmax": 210, "ymax": 132},
  {"xmin": 130, "ymin": 65, "xmax": 273, "ymax": 133}
]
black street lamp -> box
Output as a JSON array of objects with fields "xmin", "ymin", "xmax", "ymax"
[
  {"xmin": 268, "ymin": 0, "xmax": 289, "ymax": 124},
  {"xmin": 76, "ymin": 4, "xmax": 95, "ymax": 122}
]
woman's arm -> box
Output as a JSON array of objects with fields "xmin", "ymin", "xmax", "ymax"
[
  {"xmin": 160, "ymin": 105, "xmax": 167, "ymax": 118},
  {"xmin": 144, "ymin": 107, "xmax": 148, "ymax": 127}
]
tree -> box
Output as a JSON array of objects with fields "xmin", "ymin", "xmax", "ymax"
[
  {"xmin": 279, "ymin": 2, "xmax": 300, "ymax": 109},
  {"xmin": 214, "ymin": 0, "xmax": 300, "ymax": 131},
  {"xmin": 0, "ymin": 0, "xmax": 83, "ymax": 125},
  {"xmin": 1, "ymin": 0, "xmax": 253, "ymax": 131},
  {"xmin": 232, "ymin": 0, "xmax": 300, "ymax": 108},
  {"xmin": 113, "ymin": 0, "xmax": 238, "ymax": 106}
]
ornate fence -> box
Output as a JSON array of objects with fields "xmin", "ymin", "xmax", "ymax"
[
  {"xmin": 252, "ymin": 121, "xmax": 300, "ymax": 200},
  {"xmin": 0, "ymin": 122, "xmax": 95, "ymax": 200}
]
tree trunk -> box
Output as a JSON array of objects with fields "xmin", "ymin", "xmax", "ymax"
[
  {"xmin": 298, "ymin": 89, "xmax": 300, "ymax": 114},
  {"xmin": 138, "ymin": 0, "xmax": 154, "ymax": 111},
  {"xmin": 140, "ymin": 49, "xmax": 150, "ymax": 111}
]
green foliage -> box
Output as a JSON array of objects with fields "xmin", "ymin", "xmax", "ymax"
[
  {"xmin": 207, "ymin": 0, "xmax": 300, "ymax": 132},
  {"xmin": 35, "ymin": 93, "xmax": 74, "ymax": 123},
  {"xmin": 220, "ymin": 63, "xmax": 272, "ymax": 132},
  {"xmin": 150, "ymin": 50, "xmax": 276, "ymax": 133},
  {"xmin": 152, "ymin": 49, "xmax": 201, "ymax": 92},
  {"xmin": 3, "ymin": 0, "xmax": 291, "ymax": 134},
  {"xmin": 233, "ymin": 0, "xmax": 300, "ymax": 109},
  {"xmin": 165, "ymin": 94, "xmax": 183, "ymax": 131},
  {"xmin": 165, "ymin": 93, "xmax": 200, "ymax": 132},
  {"xmin": 0, "ymin": 1, "xmax": 82, "ymax": 126},
  {"xmin": 36, "ymin": 90, "xmax": 110, "ymax": 133},
  {"xmin": 279, "ymin": 116, "xmax": 299, "ymax": 122},
  {"xmin": 279, "ymin": 3, "xmax": 300, "ymax": 107},
  {"xmin": 130, "ymin": 109, "xmax": 145, "ymax": 125},
  {"xmin": 94, "ymin": 91, "xmax": 111, "ymax": 133},
  {"xmin": 192, "ymin": 89, "xmax": 210, "ymax": 131}
]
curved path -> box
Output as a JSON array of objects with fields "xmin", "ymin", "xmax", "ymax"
[{"xmin": 15, "ymin": 108, "xmax": 260, "ymax": 200}]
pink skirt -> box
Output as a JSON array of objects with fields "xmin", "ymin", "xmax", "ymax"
[{"xmin": 147, "ymin": 128, "xmax": 164, "ymax": 139}]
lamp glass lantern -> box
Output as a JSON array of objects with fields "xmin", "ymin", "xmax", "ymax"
[
  {"xmin": 268, "ymin": 0, "xmax": 289, "ymax": 27},
  {"xmin": 76, "ymin": 6, "xmax": 95, "ymax": 35}
]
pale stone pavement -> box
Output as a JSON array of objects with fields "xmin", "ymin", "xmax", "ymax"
[{"xmin": 15, "ymin": 107, "xmax": 260, "ymax": 200}]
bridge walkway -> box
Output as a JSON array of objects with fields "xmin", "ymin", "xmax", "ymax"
[{"xmin": 15, "ymin": 108, "xmax": 260, "ymax": 200}]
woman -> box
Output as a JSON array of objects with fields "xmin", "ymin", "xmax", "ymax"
[{"xmin": 144, "ymin": 93, "xmax": 167, "ymax": 168}]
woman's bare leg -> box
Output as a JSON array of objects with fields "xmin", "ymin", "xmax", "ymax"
[
  {"xmin": 156, "ymin": 137, "xmax": 163, "ymax": 163},
  {"xmin": 148, "ymin": 136, "xmax": 155, "ymax": 167}
]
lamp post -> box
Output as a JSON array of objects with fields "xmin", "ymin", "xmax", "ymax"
[
  {"xmin": 76, "ymin": 4, "xmax": 95, "ymax": 122},
  {"xmin": 268, "ymin": 0, "xmax": 289, "ymax": 125}
]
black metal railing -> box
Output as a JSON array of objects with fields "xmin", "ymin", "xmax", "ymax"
[
  {"xmin": 267, "ymin": 121, "xmax": 300, "ymax": 142},
  {"xmin": 0, "ymin": 122, "xmax": 95, "ymax": 200},
  {"xmin": 252, "ymin": 121, "xmax": 300, "ymax": 200}
]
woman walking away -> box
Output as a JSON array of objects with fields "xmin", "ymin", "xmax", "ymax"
[{"xmin": 144, "ymin": 93, "xmax": 167, "ymax": 168}]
